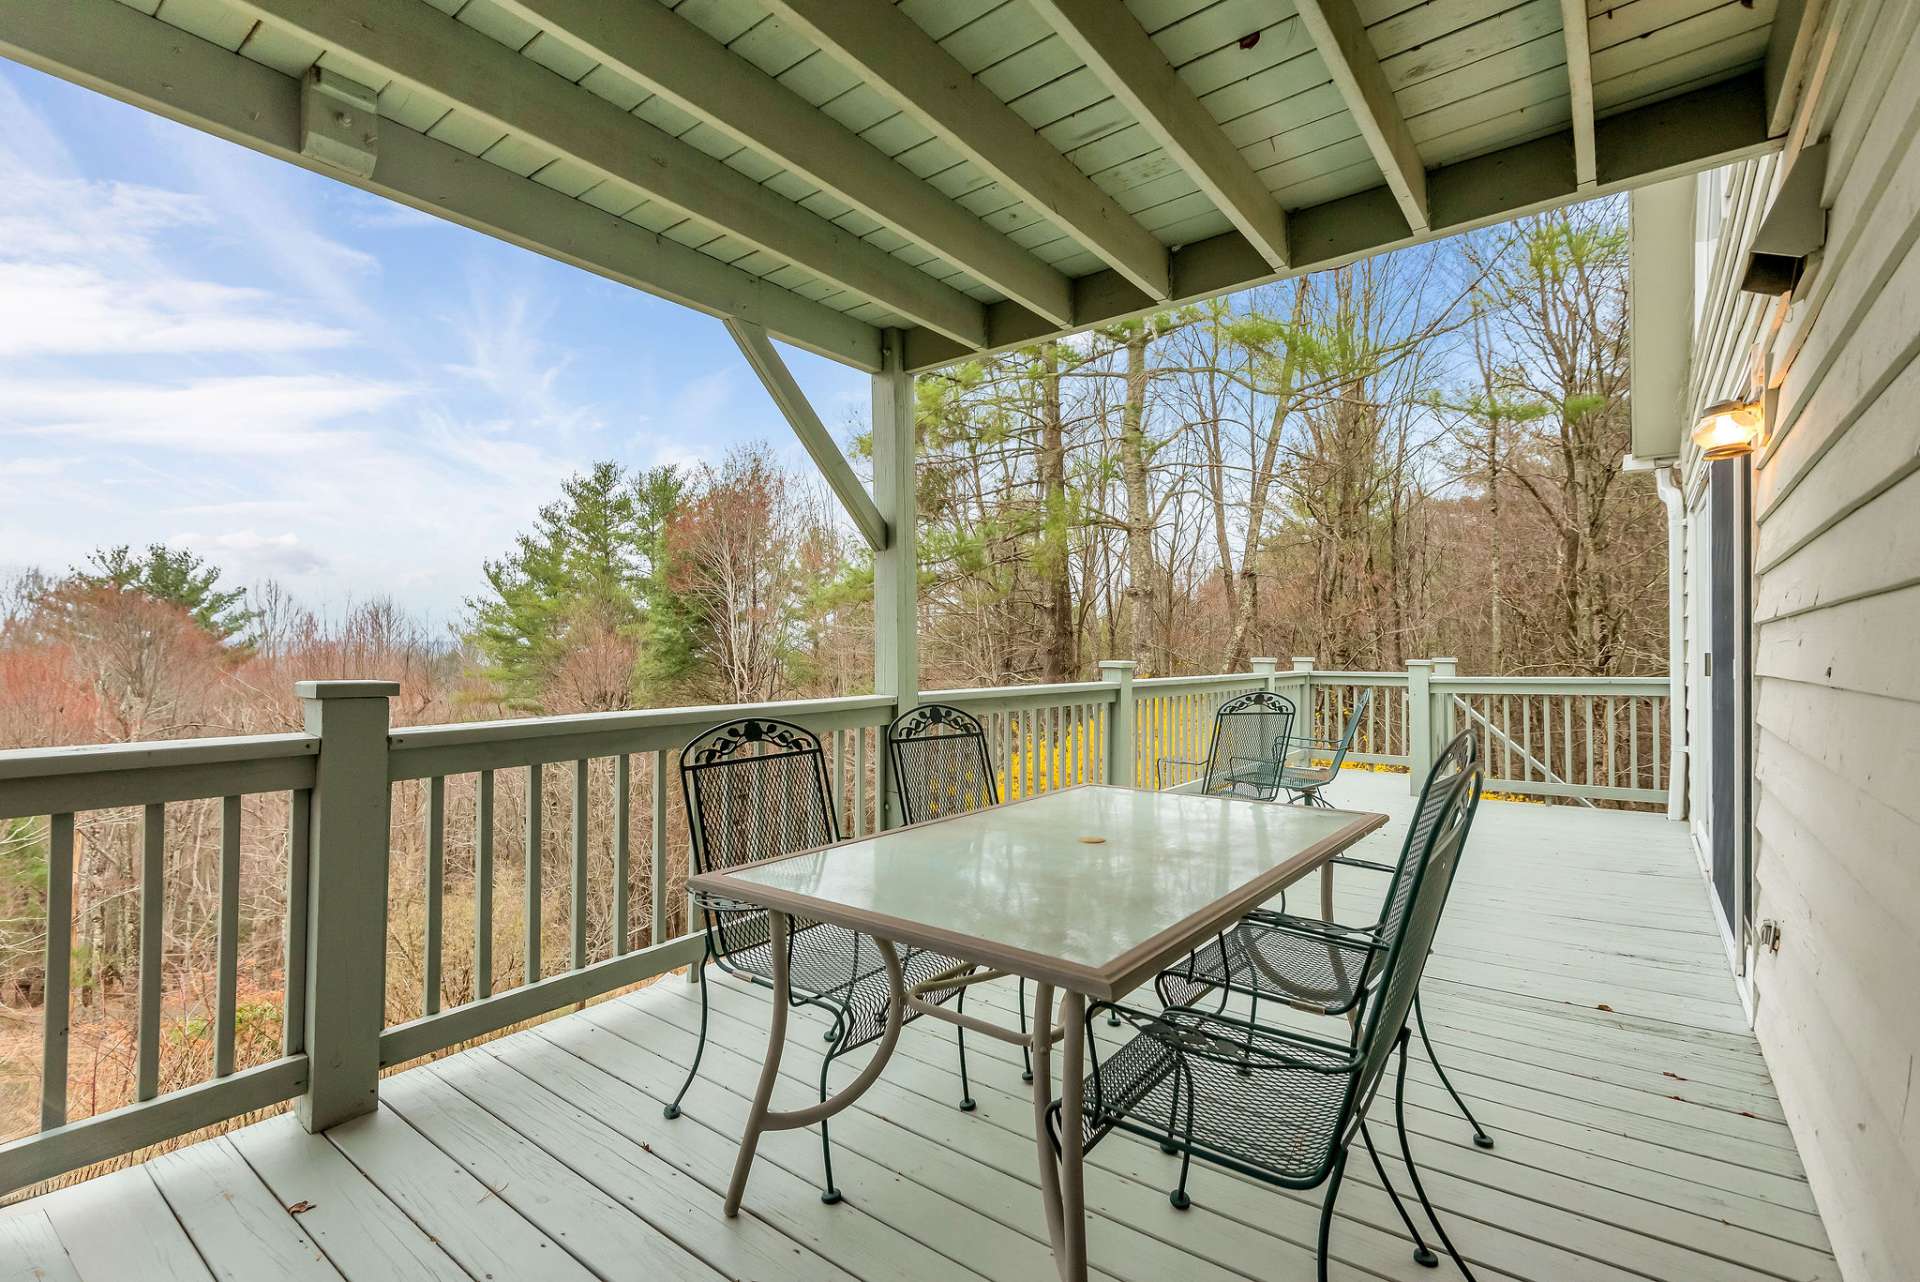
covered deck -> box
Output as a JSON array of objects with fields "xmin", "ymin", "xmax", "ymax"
[{"xmin": 1, "ymin": 770, "xmax": 1836, "ymax": 1282}]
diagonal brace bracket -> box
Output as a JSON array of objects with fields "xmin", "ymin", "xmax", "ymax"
[{"xmin": 725, "ymin": 317, "xmax": 889, "ymax": 550}]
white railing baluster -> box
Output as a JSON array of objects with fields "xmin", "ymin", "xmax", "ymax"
[
  {"xmin": 216, "ymin": 795, "xmax": 241, "ymax": 1075},
  {"xmin": 1607, "ymin": 697, "xmax": 1618, "ymax": 789},
  {"xmin": 41, "ymin": 812, "xmax": 74, "ymax": 1130},
  {"xmin": 525, "ymin": 763, "xmax": 542, "ymax": 985},
  {"xmin": 1630, "ymin": 698, "xmax": 1641, "ymax": 790},
  {"xmin": 854, "ymin": 729, "xmax": 868, "ymax": 836},
  {"xmin": 138, "ymin": 802, "xmax": 163, "ymax": 1102},
  {"xmin": 571, "ymin": 759, "xmax": 589, "ymax": 972},
  {"xmin": 424, "ymin": 777, "xmax": 444, "ymax": 1017},
  {"xmin": 475, "ymin": 771, "xmax": 493, "ymax": 999},
  {"xmin": 651, "ymin": 750, "xmax": 669, "ymax": 947},
  {"xmin": 285, "ymin": 789, "xmax": 311, "ymax": 1054},
  {"xmin": 614, "ymin": 755, "xmax": 631, "ymax": 956}
]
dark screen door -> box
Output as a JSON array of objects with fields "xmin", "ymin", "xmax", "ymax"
[{"xmin": 1707, "ymin": 458, "xmax": 1749, "ymax": 939}]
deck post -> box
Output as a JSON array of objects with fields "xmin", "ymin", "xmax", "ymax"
[
  {"xmin": 872, "ymin": 328, "xmax": 918, "ymax": 829},
  {"xmin": 1285, "ymin": 656, "xmax": 1314, "ymax": 734},
  {"xmin": 295, "ymin": 679, "xmax": 399, "ymax": 1133},
  {"xmin": 1431, "ymin": 657, "xmax": 1458, "ymax": 760},
  {"xmin": 1099, "ymin": 661, "xmax": 1136, "ymax": 787},
  {"xmin": 1406, "ymin": 661, "xmax": 1433, "ymax": 795},
  {"xmin": 1250, "ymin": 656, "xmax": 1278, "ymax": 692}
]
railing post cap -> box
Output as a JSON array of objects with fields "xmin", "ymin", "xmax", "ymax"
[
  {"xmin": 1290, "ymin": 657, "xmax": 1314, "ymax": 671},
  {"xmin": 1250, "ymin": 657, "xmax": 1278, "ymax": 671},
  {"xmin": 1406, "ymin": 659, "xmax": 1434, "ymax": 669},
  {"xmin": 1097, "ymin": 660, "xmax": 1136, "ymax": 671},
  {"xmin": 295, "ymin": 680, "xmax": 401, "ymax": 700}
]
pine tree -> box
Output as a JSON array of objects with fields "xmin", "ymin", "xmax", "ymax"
[
  {"xmin": 467, "ymin": 461, "xmax": 686, "ymax": 709},
  {"xmin": 75, "ymin": 545, "xmax": 255, "ymax": 644}
]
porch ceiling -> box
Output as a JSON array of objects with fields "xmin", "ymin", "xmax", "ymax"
[{"xmin": 3, "ymin": 0, "xmax": 1801, "ymax": 371}]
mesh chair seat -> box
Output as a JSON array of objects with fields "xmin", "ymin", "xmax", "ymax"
[
  {"xmin": 1070, "ymin": 1008, "xmax": 1355, "ymax": 1187},
  {"xmin": 722, "ymin": 922, "xmax": 968, "ymax": 1048},
  {"xmin": 1157, "ymin": 920, "xmax": 1375, "ymax": 1015},
  {"xmin": 1278, "ymin": 764, "xmax": 1335, "ymax": 790}
]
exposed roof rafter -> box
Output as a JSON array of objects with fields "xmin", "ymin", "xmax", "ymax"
[
  {"xmin": 0, "ymin": 0, "xmax": 884, "ymax": 368},
  {"xmin": 228, "ymin": 0, "xmax": 989, "ymax": 348},
  {"xmin": 1560, "ymin": 0, "xmax": 1598, "ymax": 190},
  {"xmin": 1292, "ymin": 0, "xmax": 1429, "ymax": 234},
  {"xmin": 762, "ymin": 0, "xmax": 1173, "ymax": 304},
  {"xmin": 492, "ymin": 0, "xmax": 1073, "ymax": 328},
  {"xmin": 1027, "ymin": 0, "xmax": 1289, "ymax": 270},
  {"xmin": 904, "ymin": 74, "xmax": 1779, "ymax": 371}
]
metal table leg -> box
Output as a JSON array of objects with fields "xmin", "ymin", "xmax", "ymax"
[
  {"xmin": 724, "ymin": 910, "xmax": 906, "ymax": 1216},
  {"xmin": 1029, "ymin": 980, "xmax": 1090, "ymax": 1282},
  {"xmin": 1321, "ymin": 859, "xmax": 1336, "ymax": 922},
  {"xmin": 1059, "ymin": 990, "xmax": 1088, "ymax": 1280}
]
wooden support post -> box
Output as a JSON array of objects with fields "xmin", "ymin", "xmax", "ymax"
[
  {"xmin": 1406, "ymin": 661, "xmax": 1433, "ymax": 796},
  {"xmin": 872, "ymin": 329, "xmax": 917, "ymax": 829},
  {"xmin": 1250, "ymin": 657, "xmax": 1278, "ymax": 692},
  {"xmin": 1288, "ymin": 657, "xmax": 1315, "ymax": 736},
  {"xmin": 295, "ymin": 679, "xmax": 398, "ymax": 1133},
  {"xmin": 1099, "ymin": 661, "xmax": 1136, "ymax": 788},
  {"xmin": 1431, "ymin": 658, "xmax": 1458, "ymax": 765}
]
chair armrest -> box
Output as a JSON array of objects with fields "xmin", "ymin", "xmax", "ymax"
[
  {"xmin": 1095, "ymin": 1001, "xmax": 1360, "ymax": 1075},
  {"xmin": 688, "ymin": 890, "xmax": 763, "ymax": 915}
]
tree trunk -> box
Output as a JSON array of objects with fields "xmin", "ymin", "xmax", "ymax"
[
  {"xmin": 1037, "ymin": 342, "xmax": 1075, "ymax": 681},
  {"xmin": 1119, "ymin": 326, "xmax": 1157, "ymax": 675}
]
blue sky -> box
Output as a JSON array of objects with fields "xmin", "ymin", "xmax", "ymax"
[{"xmin": 0, "ymin": 62, "xmax": 871, "ymax": 626}]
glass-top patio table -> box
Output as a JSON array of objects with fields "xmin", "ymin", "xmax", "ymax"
[{"xmin": 688, "ymin": 783, "xmax": 1387, "ymax": 1282}]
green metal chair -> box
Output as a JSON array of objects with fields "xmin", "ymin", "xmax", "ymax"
[
  {"xmin": 1279, "ymin": 687, "xmax": 1370, "ymax": 809},
  {"xmin": 1054, "ymin": 762, "xmax": 1485, "ymax": 1281},
  {"xmin": 1157, "ymin": 730, "xmax": 1495, "ymax": 1149},
  {"xmin": 1154, "ymin": 690, "xmax": 1297, "ymax": 796},
  {"xmin": 668, "ymin": 717, "xmax": 975, "ymax": 1205}
]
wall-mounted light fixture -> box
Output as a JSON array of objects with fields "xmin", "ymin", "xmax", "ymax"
[{"xmin": 1692, "ymin": 398, "xmax": 1765, "ymax": 460}]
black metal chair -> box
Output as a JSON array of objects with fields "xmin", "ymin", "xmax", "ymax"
[
  {"xmin": 1057, "ymin": 762, "xmax": 1485, "ymax": 1281},
  {"xmin": 1156, "ymin": 731, "xmax": 1495, "ymax": 1149},
  {"xmin": 666, "ymin": 717, "xmax": 975, "ymax": 1204},
  {"xmin": 1279, "ymin": 687, "xmax": 1370, "ymax": 807},
  {"xmin": 885, "ymin": 702, "xmax": 1002, "ymax": 1097},
  {"xmin": 889, "ymin": 702, "xmax": 1000, "ymax": 821},
  {"xmin": 1154, "ymin": 689, "xmax": 1298, "ymax": 797}
]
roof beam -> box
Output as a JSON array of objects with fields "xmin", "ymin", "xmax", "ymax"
[
  {"xmin": 1766, "ymin": 0, "xmax": 1829, "ymax": 137},
  {"xmin": 491, "ymin": 0, "xmax": 1072, "ymax": 328},
  {"xmin": 0, "ymin": 0, "xmax": 881, "ymax": 369},
  {"xmin": 1560, "ymin": 0, "xmax": 1597, "ymax": 189},
  {"xmin": 228, "ymin": 0, "xmax": 988, "ymax": 348},
  {"xmin": 1291, "ymin": 0, "xmax": 1429, "ymax": 234},
  {"xmin": 1026, "ymin": 0, "xmax": 1288, "ymax": 270},
  {"xmin": 725, "ymin": 319, "xmax": 888, "ymax": 551},
  {"xmin": 905, "ymin": 73, "xmax": 1777, "ymax": 370},
  {"xmin": 762, "ymin": 0, "xmax": 1172, "ymax": 303}
]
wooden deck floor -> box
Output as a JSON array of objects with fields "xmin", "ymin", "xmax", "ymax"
[{"xmin": 2, "ymin": 774, "xmax": 1838, "ymax": 1282}]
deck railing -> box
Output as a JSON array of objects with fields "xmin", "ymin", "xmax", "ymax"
[{"xmin": 0, "ymin": 658, "xmax": 1672, "ymax": 1195}]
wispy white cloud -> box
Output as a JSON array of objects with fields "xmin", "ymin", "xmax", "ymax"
[{"xmin": 0, "ymin": 372, "xmax": 411, "ymax": 453}]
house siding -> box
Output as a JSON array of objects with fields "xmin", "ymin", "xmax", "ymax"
[{"xmin": 1685, "ymin": 2, "xmax": 1920, "ymax": 1277}]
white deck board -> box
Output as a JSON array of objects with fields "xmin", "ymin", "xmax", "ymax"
[{"xmin": 7, "ymin": 773, "xmax": 1840, "ymax": 1282}]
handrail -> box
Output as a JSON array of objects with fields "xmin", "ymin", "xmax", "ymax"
[
  {"xmin": 1131, "ymin": 672, "xmax": 1264, "ymax": 690},
  {"xmin": 923, "ymin": 679, "xmax": 1116, "ymax": 704},
  {"xmin": 388, "ymin": 693, "xmax": 895, "ymax": 779},
  {"xmin": 0, "ymin": 733, "xmax": 318, "ymax": 820},
  {"xmin": 1432, "ymin": 676, "xmax": 1666, "ymax": 692}
]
